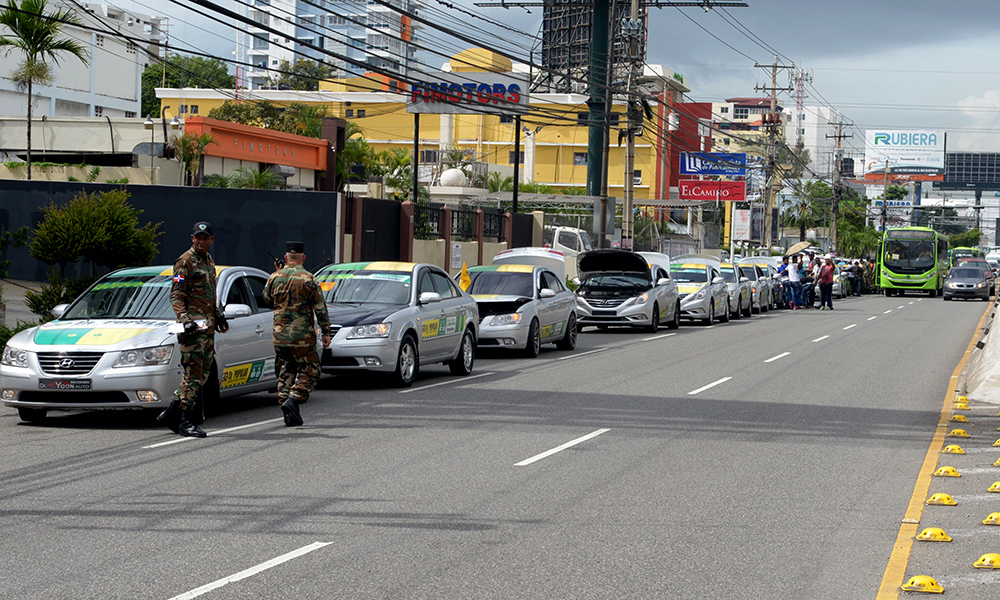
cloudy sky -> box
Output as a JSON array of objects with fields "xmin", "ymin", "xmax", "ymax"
[{"xmin": 131, "ymin": 0, "xmax": 1000, "ymax": 155}]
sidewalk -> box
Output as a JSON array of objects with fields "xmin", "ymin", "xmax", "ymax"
[{"xmin": 1, "ymin": 279, "xmax": 43, "ymax": 327}]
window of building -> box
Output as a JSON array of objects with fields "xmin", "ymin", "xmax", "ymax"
[
  {"xmin": 499, "ymin": 115, "xmax": 513, "ymax": 124},
  {"xmin": 327, "ymin": 14, "xmax": 345, "ymax": 25},
  {"xmin": 633, "ymin": 170, "xmax": 641, "ymax": 185},
  {"xmin": 94, "ymin": 106, "xmax": 103, "ymax": 117},
  {"xmin": 574, "ymin": 152, "xmax": 587, "ymax": 166},
  {"xmin": 96, "ymin": 34, "xmax": 105, "ymax": 47},
  {"xmin": 190, "ymin": 105, "xmax": 199, "ymax": 115},
  {"xmin": 254, "ymin": 0, "xmax": 270, "ymax": 5},
  {"xmin": 723, "ymin": 138, "xmax": 730, "ymax": 145},
  {"xmin": 509, "ymin": 151, "xmax": 524, "ymax": 164},
  {"xmin": 357, "ymin": 109, "xmax": 366, "ymax": 117},
  {"xmin": 251, "ymin": 10, "xmax": 268, "ymax": 25},
  {"xmin": 252, "ymin": 35, "xmax": 268, "ymax": 49},
  {"xmin": 734, "ymin": 107, "xmax": 749, "ymax": 119},
  {"xmin": 297, "ymin": 15, "xmax": 314, "ymax": 26},
  {"xmin": 720, "ymin": 106, "xmax": 729, "ymax": 113},
  {"xmin": 345, "ymin": 108, "xmax": 354, "ymax": 118},
  {"xmin": 419, "ymin": 149, "xmax": 438, "ymax": 163}
]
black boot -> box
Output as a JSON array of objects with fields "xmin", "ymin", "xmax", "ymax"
[
  {"xmin": 156, "ymin": 400, "xmax": 181, "ymax": 434},
  {"xmin": 280, "ymin": 398, "xmax": 303, "ymax": 427},
  {"xmin": 178, "ymin": 409, "xmax": 207, "ymax": 437}
]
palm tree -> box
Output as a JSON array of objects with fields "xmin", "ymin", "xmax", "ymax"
[
  {"xmin": 0, "ymin": 0, "xmax": 88, "ymax": 180},
  {"xmin": 226, "ymin": 166, "xmax": 282, "ymax": 190},
  {"xmin": 170, "ymin": 132, "xmax": 218, "ymax": 186}
]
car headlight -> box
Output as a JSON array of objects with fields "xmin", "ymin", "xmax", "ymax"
[
  {"xmin": 635, "ymin": 292, "xmax": 649, "ymax": 305},
  {"xmin": 977, "ymin": 282, "xmax": 986, "ymax": 288},
  {"xmin": 347, "ymin": 323, "xmax": 391, "ymax": 339},
  {"xmin": 2, "ymin": 346, "xmax": 29, "ymax": 368},
  {"xmin": 694, "ymin": 290, "xmax": 706, "ymax": 300},
  {"xmin": 113, "ymin": 345, "xmax": 173, "ymax": 368},
  {"xmin": 489, "ymin": 313, "xmax": 522, "ymax": 326}
]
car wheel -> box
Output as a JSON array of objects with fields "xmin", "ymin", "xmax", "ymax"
[
  {"xmin": 645, "ymin": 304, "xmax": 660, "ymax": 333},
  {"xmin": 743, "ymin": 297, "xmax": 752, "ymax": 318},
  {"xmin": 928, "ymin": 289, "xmax": 936, "ymax": 298},
  {"xmin": 18, "ymin": 407, "xmax": 47, "ymax": 423},
  {"xmin": 393, "ymin": 335, "xmax": 419, "ymax": 387},
  {"xmin": 761, "ymin": 294, "xmax": 769, "ymax": 312},
  {"xmin": 732, "ymin": 298, "xmax": 742, "ymax": 320},
  {"xmin": 449, "ymin": 328, "xmax": 476, "ymax": 375},
  {"xmin": 667, "ymin": 301, "xmax": 680, "ymax": 329},
  {"xmin": 943, "ymin": 295, "xmax": 951, "ymax": 301},
  {"xmin": 752, "ymin": 297, "xmax": 760, "ymax": 314},
  {"xmin": 721, "ymin": 298, "xmax": 731, "ymax": 323},
  {"xmin": 702, "ymin": 301, "xmax": 714, "ymax": 326},
  {"xmin": 884, "ymin": 289, "xmax": 893, "ymax": 297},
  {"xmin": 524, "ymin": 319, "xmax": 541, "ymax": 358},
  {"xmin": 556, "ymin": 313, "xmax": 578, "ymax": 350}
]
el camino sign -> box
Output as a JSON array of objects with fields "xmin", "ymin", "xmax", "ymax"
[
  {"xmin": 407, "ymin": 72, "xmax": 529, "ymax": 115},
  {"xmin": 678, "ymin": 180, "xmax": 746, "ymax": 201}
]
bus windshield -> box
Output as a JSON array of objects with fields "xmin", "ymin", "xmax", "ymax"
[{"xmin": 884, "ymin": 238, "xmax": 936, "ymax": 272}]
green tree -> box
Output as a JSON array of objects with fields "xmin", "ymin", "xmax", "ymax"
[
  {"xmin": 141, "ymin": 53, "xmax": 234, "ymax": 120},
  {"xmin": 0, "ymin": 226, "xmax": 29, "ymax": 305},
  {"xmin": 207, "ymin": 99, "xmax": 284, "ymax": 130},
  {"xmin": 267, "ymin": 59, "xmax": 336, "ymax": 91},
  {"xmin": 0, "ymin": 0, "xmax": 89, "ymax": 180},
  {"xmin": 487, "ymin": 171, "xmax": 513, "ymax": 192},
  {"xmin": 780, "ymin": 180, "xmax": 828, "ymax": 241},
  {"xmin": 170, "ymin": 132, "xmax": 218, "ymax": 186},
  {"xmin": 225, "ymin": 166, "xmax": 283, "ymax": 189},
  {"xmin": 777, "ymin": 137, "xmax": 811, "ymax": 180},
  {"xmin": 279, "ymin": 103, "xmax": 327, "ymax": 138},
  {"xmin": 950, "ymin": 228, "xmax": 983, "ymax": 249}
]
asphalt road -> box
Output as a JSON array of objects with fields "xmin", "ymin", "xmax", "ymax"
[{"xmin": 0, "ymin": 293, "xmax": 991, "ymax": 599}]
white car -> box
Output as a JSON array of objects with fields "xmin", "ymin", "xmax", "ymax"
[
  {"xmin": 575, "ymin": 249, "xmax": 680, "ymax": 332},
  {"xmin": 1, "ymin": 265, "xmax": 277, "ymax": 423}
]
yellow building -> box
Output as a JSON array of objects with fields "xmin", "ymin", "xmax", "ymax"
[{"xmin": 156, "ymin": 49, "xmax": 690, "ymax": 201}]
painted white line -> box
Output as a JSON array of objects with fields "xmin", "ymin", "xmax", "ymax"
[
  {"xmin": 398, "ymin": 372, "xmax": 494, "ymax": 394},
  {"xmin": 515, "ymin": 428, "xmax": 610, "ymax": 466},
  {"xmin": 167, "ymin": 542, "xmax": 332, "ymax": 600},
  {"xmin": 688, "ymin": 376, "xmax": 732, "ymax": 395},
  {"xmin": 642, "ymin": 332, "xmax": 677, "ymax": 342},
  {"xmin": 883, "ymin": 310, "xmax": 893, "ymax": 314},
  {"xmin": 764, "ymin": 352, "xmax": 790, "ymax": 363},
  {"xmin": 843, "ymin": 324, "xmax": 857, "ymax": 330},
  {"xmin": 909, "ymin": 301, "xmax": 915, "ymax": 305},
  {"xmin": 143, "ymin": 418, "xmax": 284, "ymax": 449},
  {"xmin": 868, "ymin": 316, "xmax": 878, "ymax": 321},
  {"xmin": 556, "ymin": 347, "xmax": 608, "ymax": 361},
  {"xmin": 897, "ymin": 305, "xmax": 905, "ymax": 309},
  {"xmin": 813, "ymin": 335, "xmax": 830, "ymax": 342}
]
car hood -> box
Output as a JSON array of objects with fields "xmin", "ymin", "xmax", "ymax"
[
  {"xmin": 577, "ymin": 250, "xmax": 650, "ymax": 280},
  {"xmin": 327, "ymin": 303, "xmax": 407, "ymax": 327},
  {"xmin": 9, "ymin": 318, "xmax": 176, "ymax": 350}
]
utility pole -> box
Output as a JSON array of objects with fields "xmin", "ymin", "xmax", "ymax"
[
  {"xmin": 826, "ymin": 119, "xmax": 853, "ymax": 252},
  {"xmin": 881, "ymin": 158, "xmax": 890, "ymax": 233},
  {"xmin": 620, "ymin": 0, "xmax": 643, "ymax": 251},
  {"xmin": 754, "ymin": 56, "xmax": 793, "ymax": 252}
]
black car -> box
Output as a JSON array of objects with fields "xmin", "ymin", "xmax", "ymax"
[{"xmin": 943, "ymin": 267, "xmax": 991, "ymax": 301}]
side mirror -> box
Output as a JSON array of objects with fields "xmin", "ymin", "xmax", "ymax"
[
  {"xmin": 224, "ymin": 303, "xmax": 252, "ymax": 318},
  {"xmin": 539, "ymin": 288, "xmax": 556, "ymax": 298},
  {"xmin": 739, "ymin": 277, "xmax": 749, "ymax": 283},
  {"xmin": 656, "ymin": 277, "xmax": 671, "ymax": 286},
  {"xmin": 712, "ymin": 276, "xmax": 725, "ymax": 285},
  {"xmin": 51, "ymin": 303, "xmax": 69, "ymax": 319},
  {"xmin": 419, "ymin": 291, "xmax": 442, "ymax": 304},
  {"xmin": 572, "ymin": 277, "xmax": 581, "ymax": 286}
]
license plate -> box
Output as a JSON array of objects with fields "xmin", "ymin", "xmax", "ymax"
[
  {"xmin": 593, "ymin": 310, "xmax": 617, "ymax": 316},
  {"xmin": 38, "ymin": 379, "xmax": 92, "ymax": 390}
]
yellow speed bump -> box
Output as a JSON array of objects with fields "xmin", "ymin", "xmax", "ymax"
[
  {"xmin": 954, "ymin": 402, "xmax": 970, "ymax": 410},
  {"xmin": 955, "ymin": 395, "xmax": 968, "ymax": 403},
  {"xmin": 926, "ymin": 493, "xmax": 957, "ymax": 506},
  {"xmin": 993, "ymin": 439, "xmax": 1000, "ymax": 447},
  {"xmin": 901, "ymin": 575, "xmax": 944, "ymax": 593},
  {"xmin": 933, "ymin": 466, "xmax": 961, "ymax": 477},
  {"xmin": 988, "ymin": 482, "xmax": 1000, "ymax": 493},
  {"xmin": 915, "ymin": 527, "xmax": 952, "ymax": 542},
  {"xmin": 942, "ymin": 444, "xmax": 966, "ymax": 454},
  {"xmin": 949, "ymin": 414, "xmax": 969, "ymax": 423},
  {"xmin": 974, "ymin": 553, "xmax": 1000, "ymax": 569},
  {"xmin": 994, "ymin": 457, "xmax": 1000, "ymax": 467},
  {"xmin": 983, "ymin": 512, "xmax": 1000, "ymax": 525},
  {"xmin": 947, "ymin": 429, "xmax": 970, "ymax": 438}
]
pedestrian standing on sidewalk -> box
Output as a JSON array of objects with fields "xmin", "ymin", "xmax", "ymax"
[
  {"xmin": 788, "ymin": 254, "xmax": 803, "ymax": 309},
  {"xmin": 262, "ymin": 241, "xmax": 332, "ymax": 427},
  {"xmin": 819, "ymin": 257, "xmax": 836, "ymax": 310},
  {"xmin": 158, "ymin": 221, "xmax": 229, "ymax": 438}
]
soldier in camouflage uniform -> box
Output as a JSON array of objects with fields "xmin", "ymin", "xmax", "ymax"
[
  {"xmin": 157, "ymin": 221, "xmax": 229, "ymax": 438},
  {"xmin": 262, "ymin": 241, "xmax": 331, "ymax": 426}
]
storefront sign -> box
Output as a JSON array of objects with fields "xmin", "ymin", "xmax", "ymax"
[
  {"xmin": 678, "ymin": 179, "xmax": 746, "ymax": 201},
  {"xmin": 183, "ymin": 117, "xmax": 327, "ymax": 171},
  {"xmin": 679, "ymin": 152, "xmax": 747, "ymax": 176},
  {"xmin": 408, "ymin": 72, "xmax": 529, "ymax": 115}
]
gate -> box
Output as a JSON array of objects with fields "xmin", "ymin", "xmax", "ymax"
[{"xmin": 360, "ymin": 197, "xmax": 401, "ymax": 261}]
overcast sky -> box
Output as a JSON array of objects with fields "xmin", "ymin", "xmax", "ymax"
[{"xmin": 132, "ymin": 0, "xmax": 1000, "ymax": 155}]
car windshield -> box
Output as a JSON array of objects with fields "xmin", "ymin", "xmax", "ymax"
[
  {"xmin": 579, "ymin": 231, "xmax": 594, "ymax": 251},
  {"xmin": 61, "ymin": 275, "xmax": 175, "ymax": 320},
  {"xmin": 951, "ymin": 268, "xmax": 984, "ymax": 280},
  {"xmin": 739, "ymin": 266, "xmax": 758, "ymax": 280},
  {"xmin": 319, "ymin": 270, "xmax": 412, "ymax": 305},
  {"xmin": 670, "ymin": 267, "xmax": 707, "ymax": 283},
  {"xmin": 720, "ymin": 268, "xmax": 737, "ymax": 283},
  {"xmin": 885, "ymin": 239, "xmax": 936, "ymax": 271},
  {"xmin": 467, "ymin": 272, "xmax": 534, "ymax": 297}
]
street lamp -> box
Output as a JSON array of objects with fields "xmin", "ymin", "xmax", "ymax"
[{"xmin": 144, "ymin": 115, "xmax": 154, "ymax": 182}]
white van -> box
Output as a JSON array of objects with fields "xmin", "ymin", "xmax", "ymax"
[{"xmin": 543, "ymin": 226, "xmax": 594, "ymax": 279}]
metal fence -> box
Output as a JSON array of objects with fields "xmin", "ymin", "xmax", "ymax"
[
  {"xmin": 451, "ymin": 209, "xmax": 477, "ymax": 242},
  {"xmin": 414, "ymin": 203, "xmax": 441, "ymax": 240},
  {"xmin": 483, "ymin": 209, "xmax": 504, "ymax": 244}
]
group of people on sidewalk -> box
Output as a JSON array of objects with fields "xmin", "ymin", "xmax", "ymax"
[{"xmin": 777, "ymin": 251, "xmax": 876, "ymax": 311}]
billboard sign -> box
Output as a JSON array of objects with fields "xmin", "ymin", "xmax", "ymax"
[
  {"xmin": 678, "ymin": 179, "xmax": 746, "ymax": 201},
  {"xmin": 679, "ymin": 152, "xmax": 747, "ymax": 176},
  {"xmin": 863, "ymin": 129, "xmax": 944, "ymax": 179},
  {"xmin": 407, "ymin": 72, "xmax": 529, "ymax": 115},
  {"xmin": 732, "ymin": 209, "xmax": 751, "ymax": 241}
]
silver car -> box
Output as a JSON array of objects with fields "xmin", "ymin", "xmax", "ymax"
[
  {"xmin": 1, "ymin": 265, "xmax": 277, "ymax": 423},
  {"xmin": 317, "ymin": 261, "xmax": 479, "ymax": 387},
  {"xmin": 462, "ymin": 264, "xmax": 577, "ymax": 357},
  {"xmin": 737, "ymin": 260, "xmax": 773, "ymax": 313},
  {"xmin": 670, "ymin": 258, "xmax": 731, "ymax": 325},
  {"xmin": 720, "ymin": 263, "xmax": 752, "ymax": 319},
  {"xmin": 575, "ymin": 249, "xmax": 681, "ymax": 332}
]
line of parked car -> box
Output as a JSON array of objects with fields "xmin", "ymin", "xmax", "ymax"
[{"xmin": 0, "ymin": 247, "xmax": 794, "ymax": 424}]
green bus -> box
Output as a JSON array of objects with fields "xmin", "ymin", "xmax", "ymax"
[
  {"xmin": 879, "ymin": 227, "xmax": 949, "ymax": 297},
  {"xmin": 949, "ymin": 246, "xmax": 984, "ymax": 267}
]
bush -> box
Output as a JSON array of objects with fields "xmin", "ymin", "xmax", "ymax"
[
  {"xmin": 24, "ymin": 272, "xmax": 98, "ymax": 322},
  {"xmin": 0, "ymin": 320, "xmax": 37, "ymax": 348}
]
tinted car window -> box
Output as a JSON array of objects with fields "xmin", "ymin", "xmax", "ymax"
[
  {"xmin": 429, "ymin": 271, "xmax": 458, "ymax": 298},
  {"xmin": 225, "ymin": 277, "xmax": 251, "ymax": 307},
  {"xmin": 541, "ymin": 271, "xmax": 564, "ymax": 292},
  {"xmin": 246, "ymin": 275, "xmax": 272, "ymax": 312},
  {"xmin": 558, "ymin": 231, "xmax": 579, "ymax": 251}
]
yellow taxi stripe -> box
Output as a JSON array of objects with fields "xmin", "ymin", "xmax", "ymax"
[
  {"xmin": 496, "ymin": 264, "xmax": 534, "ymax": 273},
  {"xmin": 364, "ymin": 261, "xmax": 416, "ymax": 272},
  {"xmin": 76, "ymin": 328, "xmax": 156, "ymax": 345}
]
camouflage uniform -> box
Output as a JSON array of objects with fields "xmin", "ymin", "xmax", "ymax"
[
  {"xmin": 170, "ymin": 246, "xmax": 223, "ymax": 411},
  {"xmin": 263, "ymin": 263, "xmax": 331, "ymax": 405}
]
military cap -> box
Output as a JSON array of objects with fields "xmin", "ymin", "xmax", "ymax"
[
  {"xmin": 286, "ymin": 241, "xmax": 305, "ymax": 254},
  {"xmin": 192, "ymin": 221, "xmax": 213, "ymax": 236}
]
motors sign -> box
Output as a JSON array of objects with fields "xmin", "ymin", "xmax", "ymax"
[
  {"xmin": 679, "ymin": 152, "xmax": 747, "ymax": 176},
  {"xmin": 407, "ymin": 72, "xmax": 529, "ymax": 115},
  {"xmin": 678, "ymin": 180, "xmax": 746, "ymax": 201}
]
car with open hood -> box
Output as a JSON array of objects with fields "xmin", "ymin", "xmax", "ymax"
[
  {"xmin": 460, "ymin": 262, "xmax": 577, "ymax": 357},
  {"xmin": 669, "ymin": 257, "xmax": 730, "ymax": 325},
  {"xmin": 316, "ymin": 261, "xmax": 479, "ymax": 387},
  {"xmin": 1, "ymin": 265, "xmax": 277, "ymax": 423},
  {"xmin": 575, "ymin": 249, "xmax": 680, "ymax": 332}
]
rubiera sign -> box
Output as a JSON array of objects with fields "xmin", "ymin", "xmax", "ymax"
[
  {"xmin": 407, "ymin": 72, "xmax": 529, "ymax": 115},
  {"xmin": 863, "ymin": 129, "xmax": 944, "ymax": 180},
  {"xmin": 678, "ymin": 180, "xmax": 746, "ymax": 201}
]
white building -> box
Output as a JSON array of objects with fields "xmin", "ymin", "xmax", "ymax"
[
  {"xmin": 237, "ymin": 0, "xmax": 423, "ymax": 90},
  {"xmin": 0, "ymin": 2, "xmax": 166, "ymax": 119},
  {"xmin": 781, "ymin": 104, "xmax": 863, "ymax": 180}
]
